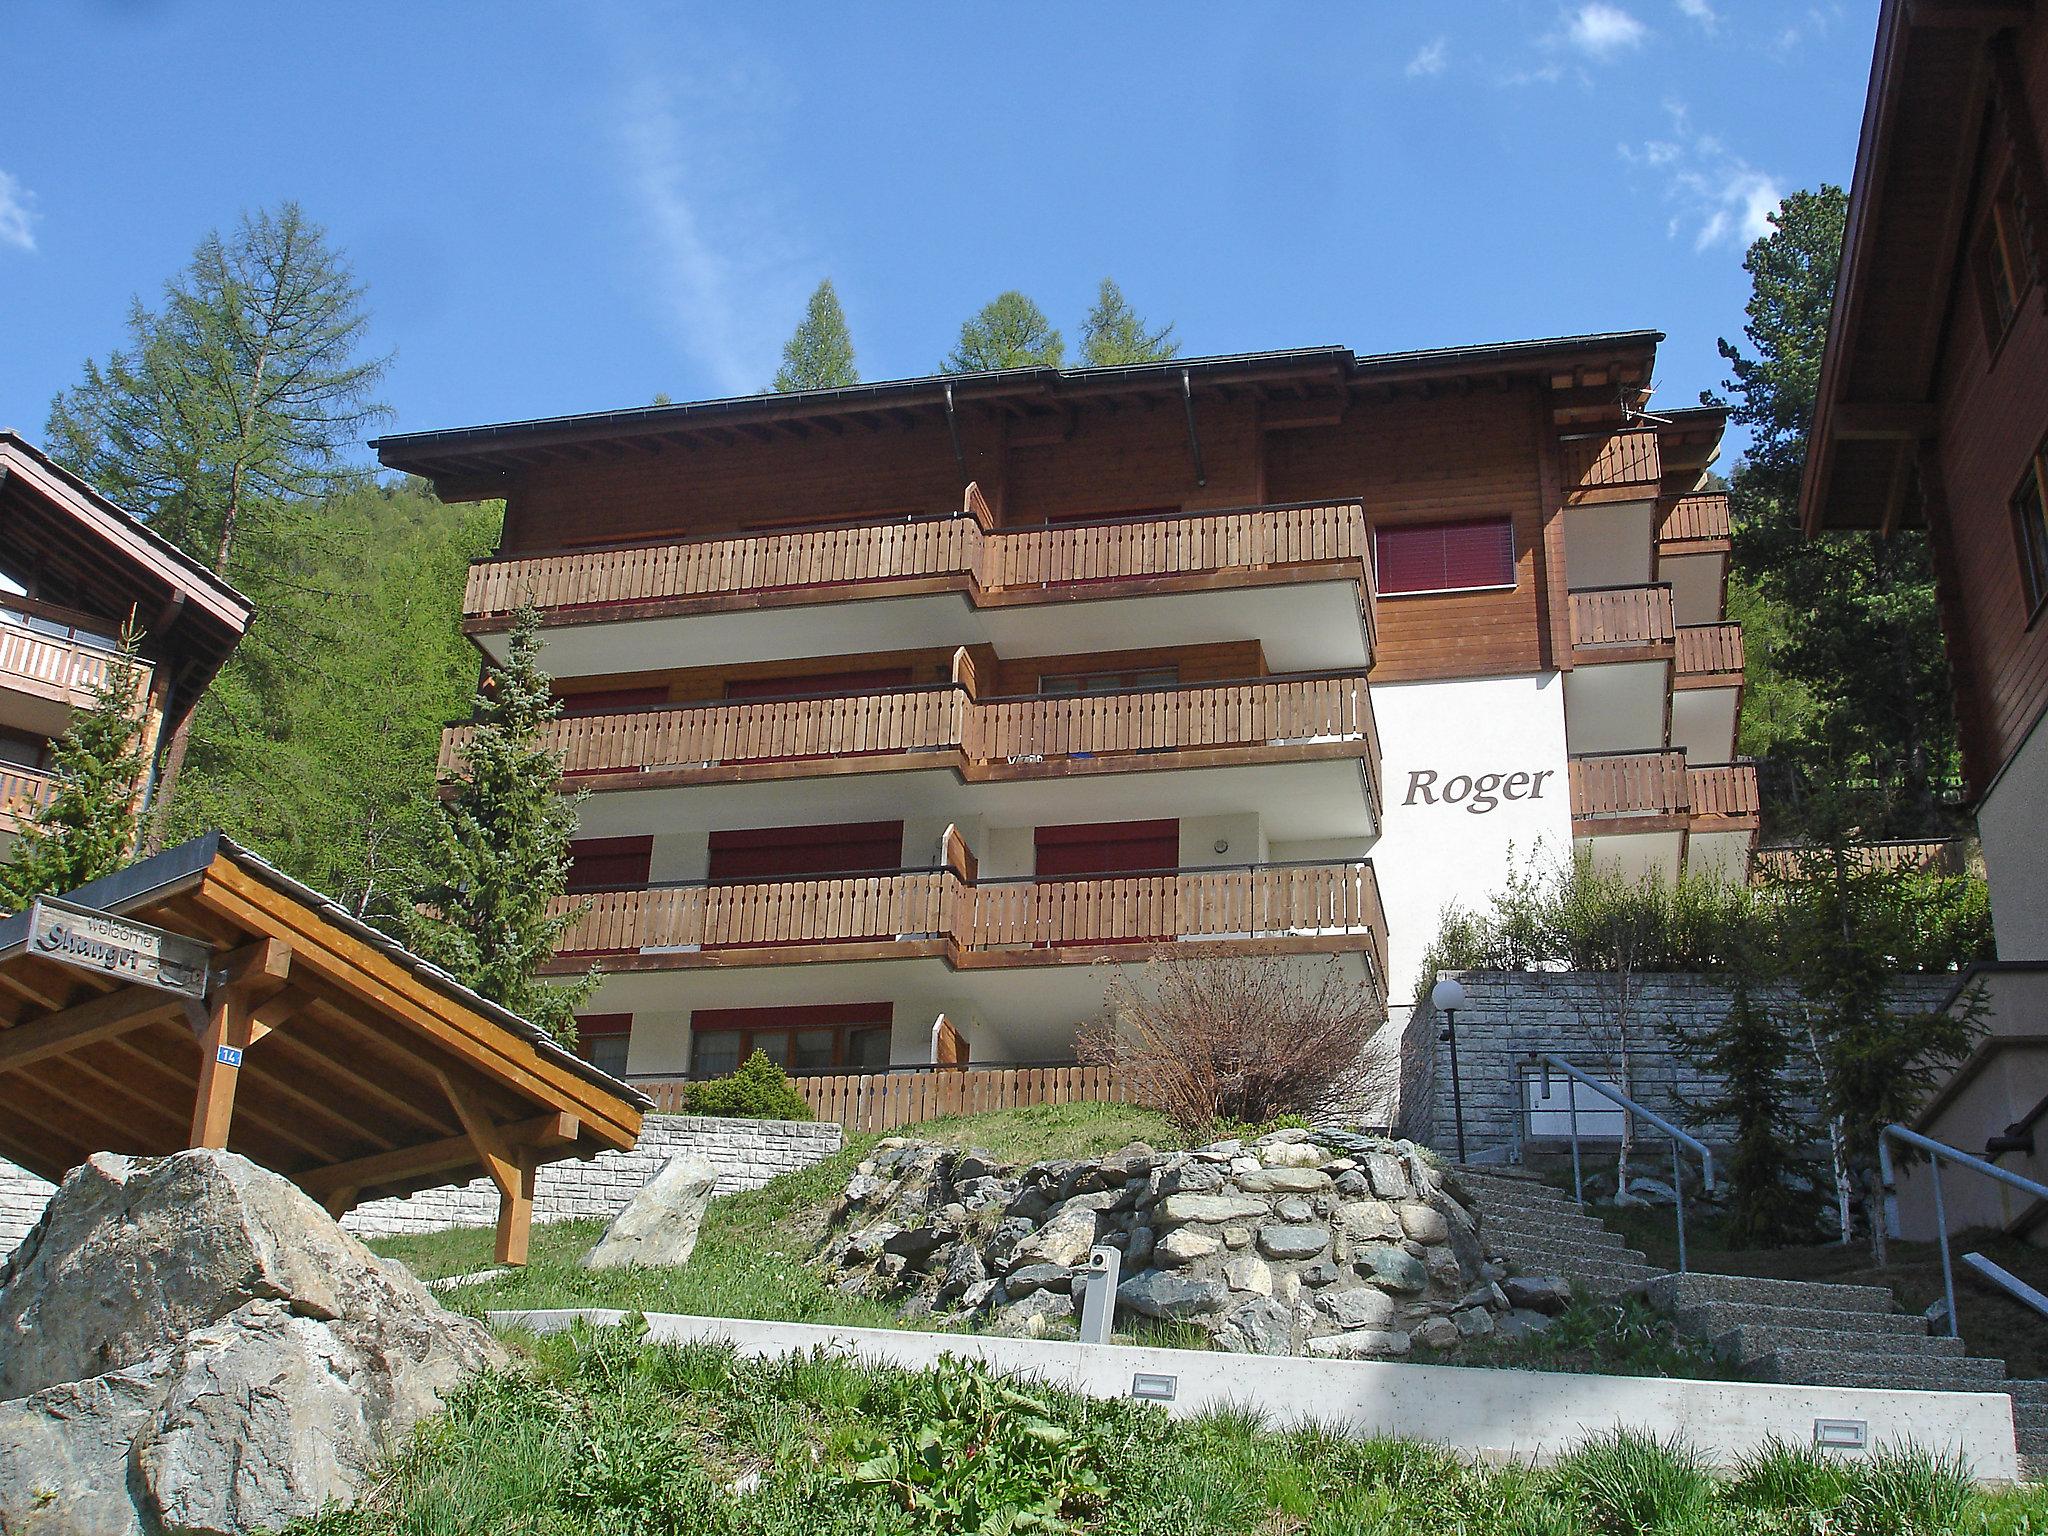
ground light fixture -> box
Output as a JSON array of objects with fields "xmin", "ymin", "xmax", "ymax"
[{"xmin": 1431, "ymin": 976, "xmax": 1469, "ymax": 1161}]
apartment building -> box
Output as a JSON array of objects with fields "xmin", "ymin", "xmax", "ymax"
[
  {"xmin": 375, "ymin": 333, "xmax": 1752, "ymax": 1083},
  {"xmin": 1801, "ymin": 0, "xmax": 2048, "ymax": 1236},
  {"xmin": 0, "ymin": 432, "xmax": 252, "ymax": 850}
]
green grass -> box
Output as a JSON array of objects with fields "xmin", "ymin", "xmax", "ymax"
[
  {"xmin": 1419, "ymin": 1291, "xmax": 1741, "ymax": 1381},
  {"xmin": 291, "ymin": 1328, "xmax": 2048, "ymax": 1534}
]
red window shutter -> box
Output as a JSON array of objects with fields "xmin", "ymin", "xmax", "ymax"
[
  {"xmin": 1440, "ymin": 519, "xmax": 1515, "ymax": 588},
  {"xmin": 706, "ymin": 821, "xmax": 905, "ymax": 881},
  {"xmin": 723, "ymin": 667, "xmax": 913, "ymax": 700},
  {"xmin": 1034, "ymin": 819, "xmax": 1180, "ymax": 878},
  {"xmin": 567, "ymin": 836, "xmax": 653, "ymax": 891},
  {"xmin": 1374, "ymin": 519, "xmax": 1514, "ymax": 594},
  {"xmin": 556, "ymin": 686, "xmax": 669, "ymax": 717}
]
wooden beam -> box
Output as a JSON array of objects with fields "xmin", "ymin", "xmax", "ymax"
[
  {"xmin": 437, "ymin": 1068, "xmax": 520, "ymax": 1197},
  {"xmin": 295, "ymin": 1111, "xmax": 578, "ymax": 1199},
  {"xmin": 497, "ymin": 1144, "xmax": 538, "ymax": 1266},
  {"xmin": 188, "ymin": 990, "xmax": 251, "ymax": 1149},
  {"xmin": 0, "ymin": 986, "xmax": 183, "ymax": 1074},
  {"xmin": 1831, "ymin": 400, "xmax": 1939, "ymax": 440}
]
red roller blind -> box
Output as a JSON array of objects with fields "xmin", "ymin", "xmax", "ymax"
[
  {"xmin": 1374, "ymin": 518, "xmax": 1515, "ymax": 595},
  {"xmin": 1034, "ymin": 819, "xmax": 1179, "ymax": 878},
  {"xmin": 567, "ymin": 836, "xmax": 653, "ymax": 891},
  {"xmin": 706, "ymin": 821, "xmax": 905, "ymax": 881}
]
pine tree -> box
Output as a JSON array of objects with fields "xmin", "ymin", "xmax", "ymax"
[
  {"xmin": 403, "ymin": 605, "xmax": 595, "ymax": 1046},
  {"xmin": 943, "ymin": 292, "xmax": 1064, "ymax": 372},
  {"xmin": 1682, "ymin": 970, "xmax": 1814, "ymax": 1248},
  {"xmin": 0, "ymin": 626, "xmax": 149, "ymax": 911},
  {"xmin": 772, "ymin": 280, "xmax": 858, "ymax": 392},
  {"xmin": 1079, "ymin": 279, "xmax": 1178, "ymax": 366}
]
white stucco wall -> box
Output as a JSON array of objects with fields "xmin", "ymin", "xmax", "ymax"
[
  {"xmin": 1979, "ymin": 711, "xmax": 2048, "ymax": 960},
  {"xmin": 1367, "ymin": 673, "xmax": 1574, "ymax": 1002}
]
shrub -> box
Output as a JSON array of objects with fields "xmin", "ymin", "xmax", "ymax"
[
  {"xmin": 1078, "ymin": 952, "xmax": 1393, "ymax": 1135},
  {"xmin": 680, "ymin": 1050, "xmax": 814, "ymax": 1120}
]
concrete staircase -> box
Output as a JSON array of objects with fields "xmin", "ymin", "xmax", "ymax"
[{"xmin": 1451, "ymin": 1163, "xmax": 1661, "ymax": 1296}]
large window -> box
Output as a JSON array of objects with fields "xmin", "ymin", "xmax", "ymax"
[
  {"xmin": 689, "ymin": 1002, "xmax": 893, "ymax": 1077},
  {"xmin": 1373, "ymin": 518, "xmax": 1516, "ymax": 595},
  {"xmin": 2014, "ymin": 446, "xmax": 2048, "ymax": 620}
]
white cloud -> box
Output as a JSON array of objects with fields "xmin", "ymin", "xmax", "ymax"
[
  {"xmin": 1675, "ymin": 0, "xmax": 1718, "ymax": 28},
  {"xmin": 1565, "ymin": 3, "xmax": 1648, "ymax": 58},
  {"xmin": 1621, "ymin": 103, "xmax": 1783, "ymax": 252},
  {"xmin": 613, "ymin": 62, "xmax": 808, "ymax": 396},
  {"xmin": 0, "ymin": 170, "xmax": 36, "ymax": 253},
  {"xmin": 1406, "ymin": 37, "xmax": 1449, "ymax": 77}
]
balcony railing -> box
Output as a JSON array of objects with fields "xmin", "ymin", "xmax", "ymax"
[
  {"xmin": 1659, "ymin": 494, "xmax": 1732, "ymax": 549},
  {"xmin": 554, "ymin": 859, "xmax": 1388, "ymax": 988},
  {"xmin": 0, "ymin": 764, "xmax": 56, "ymax": 832},
  {"xmin": 0, "ymin": 610, "xmax": 151, "ymax": 710},
  {"xmin": 1569, "ymin": 750, "xmax": 1689, "ymax": 822},
  {"xmin": 442, "ymin": 673, "xmax": 1383, "ymax": 813},
  {"xmin": 634, "ymin": 1063, "xmax": 1128, "ymax": 1133},
  {"xmin": 1559, "ymin": 429, "xmax": 1662, "ymax": 503},
  {"xmin": 1686, "ymin": 760, "xmax": 1760, "ymax": 823},
  {"xmin": 1568, "ymin": 585, "xmax": 1676, "ymax": 654},
  {"xmin": 462, "ymin": 494, "xmax": 1375, "ymax": 635},
  {"xmin": 1675, "ymin": 622, "xmax": 1744, "ymax": 680}
]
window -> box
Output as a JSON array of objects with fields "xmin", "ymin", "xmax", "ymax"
[
  {"xmin": 566, "ymin": 836, "xmax": 653, "ymax": 892},
  {"xmin": 723, "ymin": 667, "xmax": 913, "ymax": 700},
  {"xmin": 1034, "ymin": 819, "xmax": 1180, "ymax": 878},
  {"xmin": 689, "ymin": 1002, "xmax": 893, "ymax": 1077},
  {"xmin": 1976, "ymin": 170, "xmax": 2036, "ymax": 348},
  {"xmin": 2013, "ymin": 446, "xmax": 2048, "ymax": 619},
  {"xmin": 576, "ymin": 1014, "xmax": 633, "ymax": 1077},
  {"xmin": 555, "ymin": 685, "xmax": 669, "ymax": 717},
  {"xmin": 1038, "ymin": 666, "xmax": 1179, "ymax": 695},
  {"xmin": 704, "ymin": 821, "xmax": 905, "ymax": 882},
  {"xmin": 1373, "ymin": 518, "xmax": 1516, "ymax": 595}
]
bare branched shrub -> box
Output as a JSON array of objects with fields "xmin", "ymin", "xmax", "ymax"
[{"xmin": 1078, "ymin": 951, "xmax": 1394, "ymax": 1134}]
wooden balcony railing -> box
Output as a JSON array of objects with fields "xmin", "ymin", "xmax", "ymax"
[
  {"xmin": 1569, "ymin": 751, "xmax": 1689, "ymax": 822},
  {"xmin": 1675, "ymin": 622, "xmax": 1744, "ymax": 680},
  {"xmin": 1686, "ymin": 760, "xmax": 1760, "ymax": 823},
  {"xmin": 555, "ymin": 859, "xmax": 1388, "ymax": 987},
  {"xmin": 1568, "ymin": 585, "xmax": 1676, "ymax": 653},
  {"xmin": 1659, "ymin": 494, "xmax": 1732, "ymax": 548},
  {"xmin": 0, "ymin": 764, "xmax": 57, "ymax": 831},
  {"xmin": 1755, "ymin": 838, "xmax": 1968, "ymax": 880},
  {"xmin": 440, "ymin": 675, "xmax": 1383, "ymax": 813},
  {"xmin": 463, "ymin": 495, "xmax": 1374, "ymax": 632},
  {"xmin": 634, "ymin": 1063, "xmax": 1128, "ymax": 1132},
  {"xmin": 1559, "ymin": 429, "xmax": 1662, "ymax": 503},
  {"xmin": 0, "ymin": 612, "xmax": 150, "ymax": 710}
]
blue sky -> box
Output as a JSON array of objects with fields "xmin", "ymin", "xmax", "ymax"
[{"xmin": 1, "ymin": 2, "xmax": 1873, "ymax": 467}]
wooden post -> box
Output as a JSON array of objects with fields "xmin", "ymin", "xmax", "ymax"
[
  {"xmin": 496, "ymin": 1145, "xmax": 538, "ymax": 1266},
  {"xmin": 188, "ymin": 991, "xmax": 249, "ymax": 1149}
]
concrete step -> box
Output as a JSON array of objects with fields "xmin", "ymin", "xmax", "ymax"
[
  {"xmin": 1754, "ymin": 1347, "xmax": 2010, "ymax": 1393},
  {"xmin": 1713, "ymin": 1322, "xmax": 1968, "ymax": 1365},
  {"xmin": 1484, "ymin": 1215, "xmax": 1635, "ymax": 1250},
  {"xmin": 2008, "ymin": 1379, "xmax": 2048, "ymax": 1407},
  {"xmin": 1671, "ymin": 1298, "xmax": 1932, "ymax": 1342},
  {"xmin": 2014, "ymin": 1402, "xmax": 2048, "ymax": 1431},
  {"xmin": 1643, "ymin": 1271, "xmax": 1903, "ymax": 1318},
  {"xmin": 1490, "ymin": 1234, "xmax": 1653, "ymax": 1267}
]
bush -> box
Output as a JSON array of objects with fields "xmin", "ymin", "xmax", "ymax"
[
  {"xmin": 679, "ymin": 1050, "xmax": 814, "ymax": 1120},
  {"xmin": 1078, "ymin": 952, "xmax": 1392, "ymax": 1135}
]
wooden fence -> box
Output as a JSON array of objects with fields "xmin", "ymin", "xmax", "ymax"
[{"xmin": 635, "ymin": 1064, "xmax": 1126, "ymax": 1132}]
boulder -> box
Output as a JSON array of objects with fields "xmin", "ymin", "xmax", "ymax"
[
  {"xmin": 582, "ymin": 1153, "xmax": 718, "ymax": 1271},
  {"xmin": 1411, "ymin": 1315, "xmax": 1460, "ymax": 1350},
  {"xmin": 1496, "ymin": 1309, "xmax": 1557, "ymax": 1343},
  {"xmin": 1235, "ymin": 1166, "xmax": 1331, "ymax": 1195},
  {"xmin": 1359, "ymin": 1244, "xmax": 1429, "ymax": 1295},
  {"xmin": 1325, "ymin": 1286, "xmax": 1398, "ymax": 1331},
  {"xmin": 1502, "ymin": 1275, "xmax": 1574, "ymax": 1316},
  {"xmin": 1156, "ymin": 1192, "xmax": 1269, "ymax": 1226},
  {"xmin": 0, "ymin": 1150, "xmax": 504, "ymax": 1536},
  {"xmin": 1453, "ymin": 1306, "xmax": 1496, "ymax": 1339},
  {"xmin": 1223, "ymin": 1253, "xmax": 1273, "ymax": 1295},
  {"xmin": 1210, "ymin": 1295, "xmax": 1295, "ymax": 1355},
  {"xmin": 1155, "ymin": 1227, "xmax": 1222, "ymax": 1266},
  {"xmin": 1009, "ymin": 1191, "xmax": 1118, "ymax": 1268},
  {"xmin": 1256, "ymin": 1224, "xmax": 1330, "ymax": 1261},
  {"xmin": 1360, "ymin": 1151, "xmax": 1413, "ymax": 1201},
  {"xmin": 1257, "ymin": 1142, "xmax": 1329, "ymax": 1169},
  {"xmin": 1308, "ymin": 1328, "xmax": 1410, "ymax": 1359},
  {"xmin": 1396, "ymin": 1203, "xmax": 1449, "ymax": 1244},
  {"xmin": 1117, "ymin": 1269, "xmax": 1228, "ymax": 1319},
  {"xmin": 1003, "ymin": 1263, "xmax": 1073, "ymax": 1297}
]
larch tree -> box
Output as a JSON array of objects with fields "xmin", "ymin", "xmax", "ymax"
[
  {"xmin": 773, "ymin": 279, "xmax": 859, "ymax": 392},
  {"xmin": 1079, "ymin": 279, "xmax": 1179, "ymax": 366},
  {"xmin": 0, "ymin": 626, "xmax": 150, "ymax": 911},
  {"xmin": 944, "ymin": 291, "xmax": 1064, "ymax": 372},
  {"xmin": 1710, "ymin": 186, "xmax": 1958, "ymax": 836},
  {"xmin": 403, "ymin": 604, "xmax": 596, "ymax": 1047}
]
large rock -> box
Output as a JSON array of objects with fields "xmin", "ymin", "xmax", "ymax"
[
  {"xmin": 1117, "ymin": 1269, "xmax": 1228, "ymax": 1319},
  {"xmin": 0, "ymin": 1150, "xmax": 505, "ymax": 1536},
  {"xmin": 582, "ymin": 1153, "xmax": 718, "ymax": 1271}
]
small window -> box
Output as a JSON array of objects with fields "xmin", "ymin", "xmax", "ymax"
[
  {"xmin": 576, "ymin": 1014, "xmax": 633, "ymax": 1076},
  {"xmin": 2013, "ymin": 446, "xmax": 2048, "ymax": 619},
  {"xmin": 1976, "ymin": 171, "xmax": 2035, "ymax": 348},
  {"xmin": 1373, "ymin": 518, "xmax": 1516, "ymax": 595}
]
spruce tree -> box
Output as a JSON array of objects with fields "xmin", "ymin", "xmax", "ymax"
[
  {"xmin": 1079, "ymin": 279, "xmax": 1179, "ymax": 366},
  {"xmin": 943, "ymin": 292, "xmax": 1064, "ymax": 372},
  {"xmin": 1682, "ymin": 970, "xmax": 1814, "ymax": 1248},
  {"xmin": 403, "ymin": 604, "xmax": 595, "ymax": 1047},
  {"xmin": 772, "ymin": 280, "xmax": 858, "ymax": 392},
  {"xmin": 0, "ymin": 626, "xmax": 149, "ymax": 911}
]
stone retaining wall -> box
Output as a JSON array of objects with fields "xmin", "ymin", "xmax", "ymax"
[
  {"xmin": 0, "ymin": 1114, "xmax": 842, "ymax": 1258},
  {"xmin": 1399, "ymin": 970, "xmax": 1956, "ymax": 1158}
]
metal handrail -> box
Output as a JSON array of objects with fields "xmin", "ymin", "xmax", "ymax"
[
  {"xmin": 1879, "ymin": 1123, "xmax": 2048, "ymax": 1339},
  {"xmin": 1517, "ymin": 1053, "xmax": 1717, "ymax": 1273}
]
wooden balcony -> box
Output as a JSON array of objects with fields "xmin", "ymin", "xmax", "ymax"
[
  {"xmin": 1658, "ymin": 493, "xmax": 1732, "ymax": 554},
  {"xmin": 0, "ymin": 764, "xmax": 57, "ymax": 835},
  {"xmin": 1686, "ymin": 760, "xmax": 1760, "ymax": 829},
  {"xmin": 1675, "ymin": 622, "xmax": 1745, "ymax": 686},
  {"xmin": 0, "ymin": 608, "xmax": 152, "ymax": 719},
  {"xmin": 461, "ymin": 493, "xmax": 1376, "ymax": 643},
  {"xmin": 552, "ymin": 859, "xmax": 1389, "ymax": 992},
  {"xmin": 1568, "ymin": 585, "xmax": 1676, "ymax": 662},
  {"xmin": 441, "ymin": 673, "xmax": 1383, "ymax": 815},
  {"xmin": 1569, "ymin": 750, "xmax": 1689, "ymax": 831},
  {"xmin": 1559, "ymin": 428, "xmax": 1662, "ymax": 505}
]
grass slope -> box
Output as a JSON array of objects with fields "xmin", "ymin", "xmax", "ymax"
[{"xmin": 296, "ymin": 1327, "xmax": 2048, "ymax": 1534}]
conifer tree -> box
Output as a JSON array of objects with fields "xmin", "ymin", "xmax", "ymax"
[
  {"xmin": 943, "ymin": 291, "xmax": 1064, "ymax": 372},
  {"xmin": 1682, "ymin": 969, "xmax": 1813, "ymax": 1248},
  {"xmin": 0, "ymin": 626, "xmax": 149, "ymax": 911},
  {"xmin": 403, "ymin": 604, "xmax": 595, "ymax": 1047},
  {"xmin": 1079, "ymin": 279, "xmax": 1179, "ymax": 366},
  {"xmin": 772, "ymin": 279, "xmax": 858, "ymax": 392}
]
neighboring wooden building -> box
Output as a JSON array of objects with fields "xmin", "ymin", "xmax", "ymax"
[
  {"xmin": 1802, "ymin": 0, "xmax": 2048, "ymax": 1242},
  {"xmin": 0, "ymin": 432, "xmax": 253, "ymax": 846},
  {"xmin": 376, "ymin": 334, "xmax": 1752, "ymax": 1088},
  {"xmin": 0, "ymin": 833, "xmax": 648, "ymax": 1263}
]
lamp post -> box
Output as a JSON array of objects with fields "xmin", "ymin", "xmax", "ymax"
[{"xmin": 1431, "ymin": 976, "xmax": 1469, "ymax": 1162}]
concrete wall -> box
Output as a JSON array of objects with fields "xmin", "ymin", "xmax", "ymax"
[
  {"xmin": 1980, "ymin": 717, "xmax": 2048, "ymax": 961},
  {"xmin": 497, "ymin": 1308, "xmax": 2019, "ymax": 1481},
  {"xmin": 1398, "ymin": 970, "xmax": 1956, "ymax": 1160},
  {"xmin": 0, "ymin": 1115, "xmax": 843, "ymax": 1259}
]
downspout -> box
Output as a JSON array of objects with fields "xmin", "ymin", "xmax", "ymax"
[
  {"xmin": 1180, "ymin": 369, "xmax": 1208, "ymax": 487},
  {"xmin": 943, "ymin": 382, "xmax": 969, "ymax": 487}
]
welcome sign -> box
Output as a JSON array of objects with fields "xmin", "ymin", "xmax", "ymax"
[{"xmin": 26, "ymin": 897, "xmax": 211, "ymax": 1000}]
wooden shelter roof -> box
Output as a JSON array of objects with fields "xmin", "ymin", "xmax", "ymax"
[{"xmin": 0, "ymin": 833, "xmax": 648, "ymax": 1262}]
